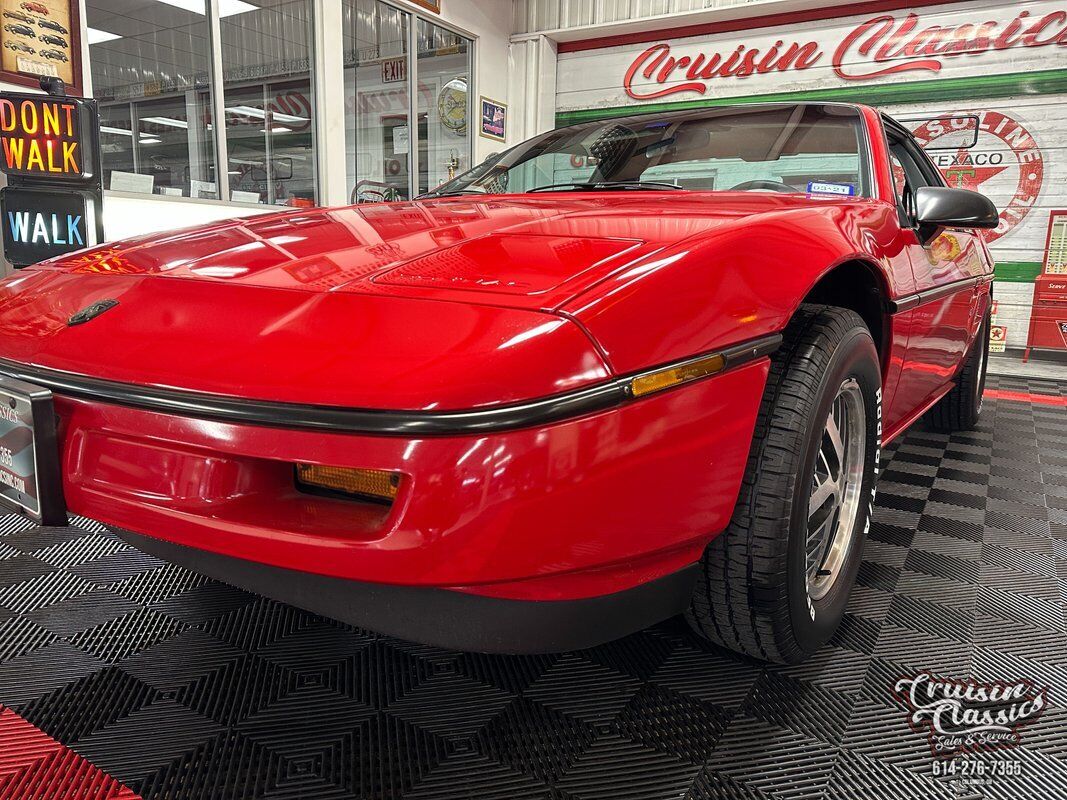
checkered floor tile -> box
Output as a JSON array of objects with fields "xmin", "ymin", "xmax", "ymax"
[{"xmin": 0, "ymin": 376, "xmax": 1065, "ymax": 799}]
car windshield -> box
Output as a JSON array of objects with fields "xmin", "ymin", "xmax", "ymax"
[{"xmin": 427, "ymin": 104, "xmax": 870, "ymax": 198}]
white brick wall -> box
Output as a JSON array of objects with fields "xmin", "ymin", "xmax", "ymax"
[
  {"xmin": 512, "ymin": 0, "xmax": 839, "ymax": 34},
  {"xmin": 992, "ymin": 283, "xmax": 1037, "ymax": 350}
]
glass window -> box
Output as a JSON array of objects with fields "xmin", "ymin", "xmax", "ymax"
[
  {"xmin": 343, "ymin": 1, "xmax": 473, "ymax": 203},
  {"xmin": 221, "ymin": 0, "xmax": 317, "ymax": 205},
  {"xmin": 89, "ymin": 0, "xmax": 472, "ymax": 207},
  {"xmin": 889, "ymin": 152, "xmax": 909, "ymax": 198},
  {"xmin": 414, "ymin": 18, "xmax": 471, "ymax": 196},
  {"xmin": 87, "ymin": 1, "xmax": 216, "ymax": 197},
  {"xmin": 344, "ymin": 0, "xmax": 410, "ymax": 202}
]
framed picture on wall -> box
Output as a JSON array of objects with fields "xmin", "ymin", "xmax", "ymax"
[
  {"xmin": 410, "ymin": 0, "xmax": 441, "ymax": 12},
  {"xmin": 480, "ymin": 97, "xmax": 506, "ymax": 142},
  {"xmin": 0, "ymin": 0, "xmax": 81, "ymax": 94}
]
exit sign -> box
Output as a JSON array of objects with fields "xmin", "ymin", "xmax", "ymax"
[
  {"xmin": 0, "ymin": 95, "xmax": 96, "ymax": 181},
  {"xmin": 381, "ymin": 57, "xmax": 407, "ymax": 84}
]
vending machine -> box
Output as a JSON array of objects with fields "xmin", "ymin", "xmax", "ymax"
[{"xmin": 1024, "ymin": 210, "xmax": 1067, "ymax": 360}]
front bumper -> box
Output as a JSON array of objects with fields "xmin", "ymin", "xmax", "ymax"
[
  {"xmin": 115, "ymin": 526, "xmax": 699, "ymax": 653},
  {"xmin": 43, "ymin": 358, "xmax": 767, "ymax": 604}
]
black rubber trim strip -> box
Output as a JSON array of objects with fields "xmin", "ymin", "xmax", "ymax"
[
  {"xmin": 888, "ymin": 275, "xmax": 983, "ymax": 314},
  {"xmin": 113, "ymin": 526, "xmax": 699, "ymax": 654},
  {"xmin": 0, "ymin": 332, "xmax": 781, "ymax": 436}
]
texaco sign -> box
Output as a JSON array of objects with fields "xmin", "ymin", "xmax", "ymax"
[{"xmin": 911, "ymin": 112, "xmax": 1044, "ymax": 243}]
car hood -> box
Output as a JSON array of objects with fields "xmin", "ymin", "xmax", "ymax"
[
  {"xmin": 27, "ymin": 192, "xmax": 810, "ymax": 311},
  {"xmin": 0, "ymin": 193, "xmax": 841, "ymax": 410},
  {"xmin": 0, "ymin": 267, "xmax": 616, "ymax": 410}
]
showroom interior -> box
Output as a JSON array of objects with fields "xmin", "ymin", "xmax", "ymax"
[{"xmin": 0, "ymin": 0, "xmax": 1065, "ymax": 798}]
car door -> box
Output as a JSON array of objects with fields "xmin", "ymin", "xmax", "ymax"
[{"xmin": 883, "ymin": 122, "xmax": 990, "ymax": 433}]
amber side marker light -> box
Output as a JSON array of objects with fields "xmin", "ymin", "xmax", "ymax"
[
  {"xmin": 629, "ymin": 352, "xmax": 727, "ymax": 398},
  {"xmin": 296, "ymin": 464, "xmax": 401, "ymax": 504}
]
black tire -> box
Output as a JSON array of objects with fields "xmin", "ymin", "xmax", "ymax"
[
  {"xmin": 686, "ymin": 305, "xmax": 882, "ymax": 664},
  {"xmin": 924, "ymin": 310, "xmax": 989, "ymax": 433}
]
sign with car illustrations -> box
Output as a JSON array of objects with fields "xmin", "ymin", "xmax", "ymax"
[{"xmin": 0, "ymin": 0, "xmax": 75, "ymax": 89}]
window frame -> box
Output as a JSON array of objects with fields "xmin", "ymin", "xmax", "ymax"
[
  {"xmin": 882, "ymin": 115, "xmax": 947, "ymax": 231},
  {"xmin": 342, "ymin": 0, "xmax": 476, "ymax": 203}
]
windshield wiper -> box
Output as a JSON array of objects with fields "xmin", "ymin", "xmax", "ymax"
[
  {"xmin": 527, "ymin": 181, "xmax": 683, "ymax": 193},
  {"xmin": 416, "ymin": 189, "xmax": 487, "ymax": 199}
]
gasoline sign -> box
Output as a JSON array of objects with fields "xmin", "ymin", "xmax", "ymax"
[{"xmin": 0, "ymin": 187, "xmax": 92, "ymax": 266}]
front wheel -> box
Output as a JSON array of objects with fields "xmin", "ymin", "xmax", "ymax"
[{"xmin": 686, "ymin": 305, "xmax": 882, "ymax": 664}]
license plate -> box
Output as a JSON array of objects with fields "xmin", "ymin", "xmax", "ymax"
[{"xmin": 0, "ymin": 375, "xmax": 65, "ymax": 525}]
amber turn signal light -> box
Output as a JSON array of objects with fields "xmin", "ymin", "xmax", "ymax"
[
  {"xmin": 296, "ymin": 464, "xmax": 401, "ymax": 504},
  {"xmin": 629, "ymin": 352, "xmax": 726, "ymax": 398}
]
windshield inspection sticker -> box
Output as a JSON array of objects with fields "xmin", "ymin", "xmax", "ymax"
[{"xmin": 807, "ymin": 181, "xmax": 856, "ymax": 196}]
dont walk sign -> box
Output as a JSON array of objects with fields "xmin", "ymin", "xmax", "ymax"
[{"xmin": 0, "ymin": 88, "xmax": 103, "ymax": 269}]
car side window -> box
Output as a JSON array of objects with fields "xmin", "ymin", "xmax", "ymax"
[
  {"xmin": 889, "ymin": 152, "xmax": 908, "ymax": 197},
  {"xmin": 887, "ymin": 135, "xmax": 933, "ymax": 228}
]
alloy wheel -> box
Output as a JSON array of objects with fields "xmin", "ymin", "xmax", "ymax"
[{"xmin": 805, "ymin": 378, "xmax": 867, "ymax": 601}]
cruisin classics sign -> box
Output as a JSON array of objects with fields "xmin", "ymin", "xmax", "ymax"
[
  {"xmin": 556, "ymin": 2, "xmax": 1067, "ymax": 109},
  {"xmin": 622, "ymin": 7, "xmax": 1067, "ymax": 100}
]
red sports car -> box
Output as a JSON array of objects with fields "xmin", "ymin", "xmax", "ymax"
[{"xmin": 0, "ymin": 103, "xmax": 996, "ymax": 662}]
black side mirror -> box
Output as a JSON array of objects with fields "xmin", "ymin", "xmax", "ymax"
[{"xmin": 914, "ymin": 186, "xmax": 999, "ymax": 243}]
